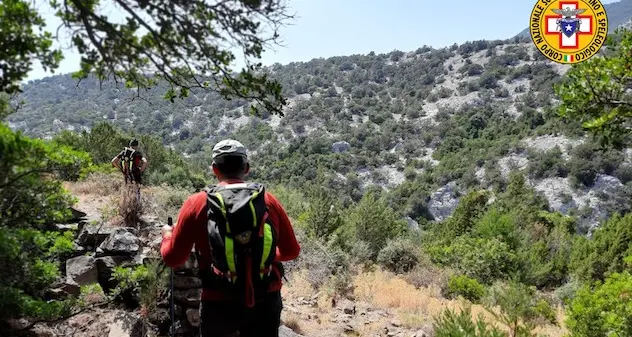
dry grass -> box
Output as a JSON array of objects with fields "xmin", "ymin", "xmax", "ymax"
[
  {"xmin": 117, "ymin": 184, "xmax": 144, "ymax": 227},
  {"xmin": 352, "ymin": 269, "xmax": 568, "ymax": 336},
  {"xmin": 70, "ymin": 172, "xmax": 123, "ymax": 197},
  {"xmin": 142, "ymin": 184, "xmax": 192, "ymax": 221},
  {"xmin": 282, "ymin": 313, "xmax": 304, "ymax": 335}
]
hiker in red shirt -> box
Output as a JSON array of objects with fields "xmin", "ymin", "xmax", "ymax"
[{"xmin": 160, "ymin": 139, "xmax": 300, "ymax": 337}]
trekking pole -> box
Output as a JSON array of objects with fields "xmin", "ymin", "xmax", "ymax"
[{"xmin": 168, "ymin": 216, "xmax": 175, "ymax": 337}]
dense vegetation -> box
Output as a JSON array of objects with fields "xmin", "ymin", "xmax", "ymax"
[
  {"xmin": 9, "ymin": 33, "xmax": 632, "ymax": 232},
  {"xmin": 1, "ymin": 3, "xmax": 631, "ymax": 334}
]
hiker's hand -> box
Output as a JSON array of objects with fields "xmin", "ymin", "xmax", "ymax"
[{"xmin": 161, "ymin": 224, "xmax": 173, "ymax": 238}]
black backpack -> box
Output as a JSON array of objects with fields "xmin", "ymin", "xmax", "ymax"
[
  {"xmin": 120, "ymin": 147, "xmax": 138, "ymax": 173},
  {"xmin": 201, "ymin": 182, "xmax": 279, "ymax": 305}
]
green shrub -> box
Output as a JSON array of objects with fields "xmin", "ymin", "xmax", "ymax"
[
  {"xmin": 446, "ymin": 275, "xmax": 486, "ymax": 302},
  {"xmin": 566, "ymin": 271, "xmax": 632, "ymax": 337},
  {"xmin": 427, "ymin": 236, "xmax": 518, "ymax": 284},
  {"xmin": 377, "ymin": 238, "xmax": 420, "ymax": 274},
  {"xmin": 433, "ymin": 306, "xmax": 506, "ymax": 337},
  {"xmin": 570, "ymin": 213, "xmax": 632, "ymax": 282},
  {"xmin": 0, "ymin": 121, "xmax": 89, "ymax": 324},
  {"xmin": 345, "ymin": 192, "xmax": 408, "ymax": 260},
  {"xmin": 111, "ymin": 261, "xmax": 168, "ymax": 312},
  {"xmin": 484, "ymin": 281, "xmax": 557, "ymax": 336}
]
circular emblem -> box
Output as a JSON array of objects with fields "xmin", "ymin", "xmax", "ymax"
[{"xmin": 529, "ymin": 0, "xmax": 608, "ymax": 64}]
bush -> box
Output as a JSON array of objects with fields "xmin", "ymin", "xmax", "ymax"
[
  {"xmin": 570, "ymin": 213, "xmax": 632, "ymax": 282},
  {"xmin": 377, "ymin": 238, "xmax": 420, "ymax": 274},
  {"xmin": 446, "ymin": 275, "xmax": 486, "ymax": 303},
  {"xmin": 111, "ymin": 260, "xmax": 168, "ymax": 313},
  {"xmin": 427, "ymin": 236, "xmax": 518, "ymax": 284},
  {"xmin": 566, "ymin": 271, "xmax": 632, "ymax": 337},
  {"xmin": 0, "ymin": 121, "xmax": 89, "ymax": 326},
  {"xmin": 344, "ymin": 192, "xmax": 408, "ymax": 260},
  {"xmin": 433, "ymin": 306, "xmax": 506, "ymax": 337},
  {"xmin": 484, "ymin": 281, "xmax": 557, "ymax": 336}
]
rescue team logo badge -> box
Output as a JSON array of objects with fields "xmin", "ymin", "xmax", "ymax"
[{"xmin": 530, "ymin": 0, "xmax": 608, "ymax": 64}]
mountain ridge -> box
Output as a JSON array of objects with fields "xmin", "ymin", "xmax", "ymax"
[{"xmin": 7, "ymin": 33, "xmax": 632, "ymax": 233}]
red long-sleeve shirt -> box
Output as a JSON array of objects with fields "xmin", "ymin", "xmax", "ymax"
[{"xmin": 160, "ymin": 180, "xmax": 300, "ymax": 301}]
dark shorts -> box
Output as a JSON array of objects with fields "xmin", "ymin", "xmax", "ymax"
[{"xmin": 199, "ymin": 291, "xmax": 283, "ymax": 337}]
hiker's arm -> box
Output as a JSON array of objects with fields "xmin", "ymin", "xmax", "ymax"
[
  {"xmin": 267, "ymin": 193, "xmax": 300, "ymax": 262},
  {"xmin": 111, "ymin": 156, "xmax": 122, "ymax": 172},
  {"xmin": 160, "ymin": 194, "xmax": 203, "ymax": 267}
]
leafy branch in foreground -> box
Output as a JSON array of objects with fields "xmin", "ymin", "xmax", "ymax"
[
  {"xmin": 555, "ymin": 28, "xmax": 632, "ymax": 148},
  {"xmin": 2, "ymin": 0, "xmax": 293, "ymax": 114}
]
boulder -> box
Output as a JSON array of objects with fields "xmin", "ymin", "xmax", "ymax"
[
  {"xmin": 66, "ymin": 255, "xmax": 98, "ymax": 291},
  {"xmin": 332, "ymin": 141, "xmax": 351, "ymax": 153},
  {"xmin": 173, "ymin": 275, "xmax": 202, "ymax": 289},
  {"xmin": 76, "ymin": 222, "xmax": 116, "ymax": 247},
  {"xmin": 186, "ymin": 308, "xmax": 200, "ymax": 327},
  {"xmin": 139, "ymin": 215, "xmax": 164, "ymax": 228},
  {"xmin": 96, "ymin": 256, "xmax": 133, "ymax": 292},
  {"xmin": 173, "ymin": 288, "xmax": 202, "ymax": 307},
  {"xmin": 55, "ymin": 223, "xmax": 79, "ymax": 231},
  {"xmin": 427, "ymin": 181, "xmax": 459, "ymax": 222},
  {"xmin": 99, "ymin": 228, "xmax": 140, "ymax": 255},
  {"xmin": 280, "ymin": 325, "xmax": 304, "ymax": 337},
  {"xmin": 107, "ymin": 311, "xmax": 144, "ymax": 337},
  {"xmin": 132, "ymin": 246, "xmax": 155, "ymax": 266},
  {"xmin": 69, "ymin": 207, "xmax": 87, "ymax": 221},
  {"xmin": 172, "ymin": 319, "xmax": 194, "ymax": 335}
]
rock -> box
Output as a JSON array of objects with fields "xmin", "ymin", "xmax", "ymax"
[
  {"xmin": 332, "ymin": 141, "xmax": 351, "ymax": 153},
  {"xmin": 405, "ymin": 216, "xmax": 420, "ymax": 231},
  {"xmin": 173, "ymin": 288, "xmax": 202, "ymax": 307},
  {"xmin": 107, "ymin": 311, "xmax": 144, "ymax": 337},
  {"xmin": 414, "ymin": 325, "xmax": 434, "ymax": 337},
  {"xmin": 427, "ymin": 181, "xmax": 459, "ymax": 222},
  {"xmin": 30, "ymin": 324, "xmax": 55, "ymax": 337},
  {"xmin": 76, "ymin": 222, "xmax": 116, "ymax": 247},
  {"xmin": 139, "ymin": 215, "xmax": 164, "ymax": 228},
  {"xmin": 173, "ymin": 319, "xmax": 194, "ymax": 334},
  {"xmin": 99, "ymin": 228, "xmax": 140, "ymax": 255},
  {"xmin": 96, "ymin": 256, "xmax": 132, "ymax": 291},
  {"xmin": 173, "ymin": 275, "xmax": 202, "ymax": 289},
  {"xmin": 344, "ymin": 324, "xmax": 356, "ymax": 333},
  {"xmin": 55, "ymin": 223, "xmax": 79, "ymax": 231},
  {"xmin": 61, "ymin": 282, "xmax": 81, "ymax": 296},
  {"xmin": 279, "ymin": 325, "xmax": 304, "ymax": 337},
  {"xmin": 186, "ymin": 308, "xmax": 200, "ymax": 327},
  {"xmin": 69, "ymin": 207, "xmax": 87, "ymax": 220},
  {"xmin": 43, "ymin": 287, "xmax": 69, "ymax": 301},
  {"xmin": 342, "ymin": 301, "xmax": 356, "ymax": 315},
  {"xmin": 390, "ymin": 319, "xmax": 402, "ymax": 327},
  {"xmin": 132, "ymin": 247, "xmax": 153, "ymax": 265},
  {"xmin": 66, "ymin": 255, "xmax": 98, "ymax": 288}
]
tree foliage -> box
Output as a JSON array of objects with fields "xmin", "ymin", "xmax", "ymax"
[
  {"xmin": 566, "ymin": 271, "xmax": 632, "ymax": 337},
  {"xmin": 555, "ymin": 28, "xmax": 632, "ymax": 148},
  {"xmin": 1, "ymin": 0, "xmax": 292, "ymax": 114}
]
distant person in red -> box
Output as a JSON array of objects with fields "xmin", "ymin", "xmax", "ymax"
[
  {"xmin": 160, "ymin": 139, "xmax": 301, "ymax": 337},
  {"xmin": 111, "ymin": 138, "xmax": 147, "ymax": 185}
]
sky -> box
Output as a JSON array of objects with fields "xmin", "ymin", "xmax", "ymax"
[{"xmin": 25, "ymin": 0, "xmax": 619, "ymax": 81}]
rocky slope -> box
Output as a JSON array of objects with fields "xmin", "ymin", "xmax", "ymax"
[{"xmin": 8, "ymin": 29, "xmax": 632, "ymax": 233}]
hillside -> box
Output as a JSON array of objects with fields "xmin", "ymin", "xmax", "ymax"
[
  {"xmin": 8, "ymin": 35, "xmax": 632, "ymax": 233},
  {"xmin": 514, "ymin": 0, "xmax": 632, "ymax": 38}
]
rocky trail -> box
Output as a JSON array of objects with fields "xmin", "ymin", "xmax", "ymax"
[{"xmin": 31, "ymin": 181, "xmax": 436, "ymax": 337}]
